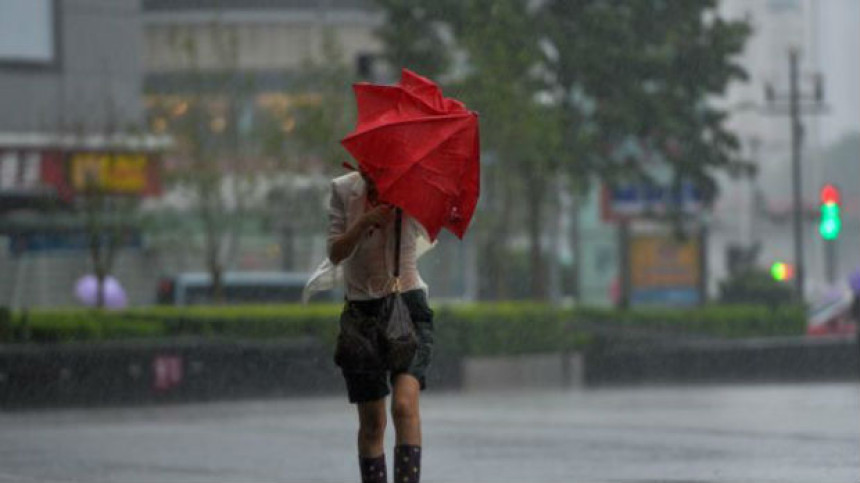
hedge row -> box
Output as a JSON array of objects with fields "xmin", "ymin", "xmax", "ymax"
[
  {"xmin": 0, "ymin": 303, "xmax": 806, "ymax": 355},
  {"xmin": 0, "ymin": 305, "xmax": 342, "ymax": 345},
  {"xmin": 574, "ymin": 305, "xmax": 806, "ymax": 339}
]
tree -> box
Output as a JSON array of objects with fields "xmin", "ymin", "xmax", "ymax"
[
  {"xmin": 371, "ymin": 0, "xmax": 752, "ymax": 300},
  {"xmin": 155, "ymin": 22, "xmax": 257, "ymax": 303},
  {"xmin": 373, "ymin": 0, "xmax": 452, "ymax": 79},
  {"xmin": 374, "ymin": 0, "xmax": 567, "ymax": 299},
  {"xmin": 72, "ymin": 75, "xmax": 145, "ymax": 309},
  {"xmin": 79, "ymin": 166, "xmax": 139, "ymax": 308},
  {"xmin": 254, "ymin": 27, "xmax": 357, "ymax": 270},
  {"xmin": 451, "ymin": 0, "xmax": 564, "ymax": 299},
  {"xmin": 285, "ymin": 28, "xmax": 357, "ymax": 174},
  {"xmin": 544, "ymin": 0, "xmax": 751, "ymax": 201}
]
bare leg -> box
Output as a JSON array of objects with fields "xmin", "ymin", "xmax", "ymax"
[
  {"xmin": 391, "ymin": 374, "xmax": 422, "ymax": 445},
  {"xmin": 356, "ymin": 398, "xmax": 388, "ymax": 483},
  {"xmin": 357, "ymin": 398, "xmax": 387, "ymax": 457},
  {"xmin": 391, "ymin": 374, "xmax": 423, "ymax": 482}
]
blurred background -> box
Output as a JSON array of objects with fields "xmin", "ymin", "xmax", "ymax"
[
  {"xmin": 0, "ymin": 2, "xmax": 858, "ymax": 481},
  {"xmin": 0, "ymin": 0, "xmax": 858, "ymax": 316}
]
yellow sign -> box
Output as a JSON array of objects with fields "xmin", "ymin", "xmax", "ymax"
[
  {"xmin": 630, "ymin": 235, "xmax": 700, "ymax": 288},
  {"xmin": 70, "ymin": 153, "xmax": 148, "ymax": 194}
]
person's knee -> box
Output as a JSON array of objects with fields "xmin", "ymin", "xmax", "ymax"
[
  {"xmin": 392, "ymin": 396, "xmax": 418, "ymax": 422},
  {"xmin": 359, "ymin": 413, "xmax": 387, "ymax": 441}
]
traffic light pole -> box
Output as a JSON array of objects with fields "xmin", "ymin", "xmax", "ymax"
[
  {"xmin": 789, "ymin": 49, "xmax": 805, "ymax": 301},
  {"xmin": 766, "ymin": 49, "xmax": 827, "ymax": 302},
  {"xmin": 825, "ymin": 240, "xmax": 837, "ymax": 284}
]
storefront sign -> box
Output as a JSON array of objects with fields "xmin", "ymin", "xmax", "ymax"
[
  {"xmin": 603, "ymin": 181, "xmax": 703, "ymax": 221},
  {"xmin": 70, "ymin": 152, "xmax": 149, "ymax": 194},
  {"xmin": 630, "ymin": 234, "xmax": 701, "ymax": 306}
]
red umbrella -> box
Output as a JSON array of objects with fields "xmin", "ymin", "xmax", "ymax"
[{"xmin": 341, "ymin": 68, "xmax": 480, "ymax": 240}]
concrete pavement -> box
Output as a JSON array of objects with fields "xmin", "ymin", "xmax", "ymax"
[{"xmin": 0, "ymin": 382, "xmax": 856, "ymax": 483}]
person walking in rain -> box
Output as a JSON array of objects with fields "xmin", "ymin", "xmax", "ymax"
[
  {"xmin": 306, "ymin": 167, "xmax": 435, "ymax": 483},
  {"xmin": 304, "ymin": 68, "xmax": 479, "ymax": 483}
]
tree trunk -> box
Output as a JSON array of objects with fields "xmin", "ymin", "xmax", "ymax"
[
  {"xmin": 209, "ymin": 255, "xmax": 224, "ymax": 304},
  {"xmin": 525, "ymin": 175, "xmax": 547, "ymax": 300},
  {"xmin": 570, "ymin": 192, "xmax": 582, "ymax": 301},
  {"xmin": 202, "ymin": 192, "xmax": 225, "ymax": 304},
  {"xmin": 281, "ymin": 223, "xmax": 295, "ymax": 271},
  {"xmin": 95, "ymin": 269, "xmax": 106, "ymax": 309},
  {"xmin": 493, "ymin": 175, "xmax": 515, "ymax": 300}
]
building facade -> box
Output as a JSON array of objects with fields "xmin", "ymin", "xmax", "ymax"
[
  {"xmin": 711, "ymin": 0, "xmax": 860, "ymax": 300},
  {"xmin": 0, "ymin": 0, "xmax": 166, "ymax": 309},
  {"xmin": 575, "ymin": 0, "xmax": 860, "ymax": 306}
]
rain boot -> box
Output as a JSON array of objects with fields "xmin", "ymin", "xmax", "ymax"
[
  {"xmin": 393, "ymin": 445, "xmax": 421, "ymax": 483},
  {"xmin": 359, "ymin": 454, "xmax": 387, "ymax": 483}
]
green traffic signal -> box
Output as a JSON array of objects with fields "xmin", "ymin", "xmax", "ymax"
[
  {"xmin": 770, "ymin": 261, "xmax": 794, "ymax": 281},
  {"xmin": 819, "ymin": 202, "xmax": 841, "ymax": 240},
  {"xmin": 771, "ymin": 262, "xmax": 786, "ymax": 281}
]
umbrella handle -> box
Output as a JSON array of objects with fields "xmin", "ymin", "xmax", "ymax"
[{"xmin": 390, "ymin": 208, "xmax": 403, "ymax": 294}]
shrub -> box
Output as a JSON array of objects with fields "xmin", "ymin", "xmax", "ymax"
[
  {"xmin": 437, "ymin": 303, "xmax": 589, "ymax": 356},
  {"xmin": 572, "ymin": 304, "xmax": 805, "ymax": 338},
  {"xmin": 719, "ymin": 268, "xmax": 795, "ymax": 307},
  {"xmin": 0, "ymin": 306, "xmax": 11, "ymax": 342},
  {"xmin": 4, "ymin": 302, "xmax": 805, "ymax": 354}
]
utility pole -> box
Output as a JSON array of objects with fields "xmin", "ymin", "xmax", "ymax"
[
  {"xmin": 764, "ymin": 48, "xmax": 828, "ymax": 302},
  {"xmin": 789, "ymin": 49, "xmax": 804, "ymax": 301}
]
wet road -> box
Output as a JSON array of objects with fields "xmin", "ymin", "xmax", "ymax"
[{"xmin": 0, "ymin": 382, "xmax": 857, "ymax": 483}]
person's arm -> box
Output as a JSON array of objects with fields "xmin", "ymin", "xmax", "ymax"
[
  {"xmin": 329, "ymin": 205, "xmax": 392, "ymax": 264},
  {"xmin": 326, "ymin": 180, "xmax": 393, "ymax": 265}
]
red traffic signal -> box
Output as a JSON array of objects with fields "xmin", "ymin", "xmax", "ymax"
[{"xmin": 820, "ymin": 184, "xmax": 840, "ymax": 205}]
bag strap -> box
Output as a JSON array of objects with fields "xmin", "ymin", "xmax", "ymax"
[{"xmin": 393, "ymin": 208, "xmax": 402, "ymax": 279}]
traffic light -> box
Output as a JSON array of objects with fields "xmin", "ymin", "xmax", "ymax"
[
  {"xmin": 818, "ymin": 184, "xmax": 842, "ymax": 240},
  {"xmin": 770, "ymin": 262, "xmax": 794, "ymax": 282}
]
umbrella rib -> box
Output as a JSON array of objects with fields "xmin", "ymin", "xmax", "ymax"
[
  {"xmin": 399, "ymin": 86, "xmax": 461, "ymax": 114},
  {"xmin": 380, "ymin": 125, "xmax": 473, "ymax": 198},
  {"xmin": 343, "ymin": 114, "xmax": 474, "ymax": 184},
  {"xmin": 341, "ymin": 112, "xmax": 473, "ymax": 141}
]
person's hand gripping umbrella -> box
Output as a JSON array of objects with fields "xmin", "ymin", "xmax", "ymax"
[{"xmin": 341, "ymin": 68, "xmax": 480, "ymax": 240}]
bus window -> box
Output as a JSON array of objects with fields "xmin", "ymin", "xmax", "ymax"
[{"xmin": 156, "ymin": 272, "xmax": 340, "ymax": 305}]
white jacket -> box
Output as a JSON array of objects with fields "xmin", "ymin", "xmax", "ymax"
[{"xmin": 302, "ymin": 172, "xmax": 435, "ymax": 303}]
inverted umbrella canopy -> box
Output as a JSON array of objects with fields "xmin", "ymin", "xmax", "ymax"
[
  {"xmin": 341, "ymin": 68, "xmax": 480, "ymax": 240},
  {"xmin": 75, "ymin": 274, "xmax": 128, "ymax": 309}
]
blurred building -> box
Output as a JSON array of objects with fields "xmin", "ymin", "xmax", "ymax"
[
  {"xmin": 574, "ymin": 0, "xmax": 860, "ymax": 306},
  {"xmin": 143, "ymin": 0, "xmax": 382, "ymax": 76},
  {"xmin": 139, "ymin": 1, "xmax": 483, "ymax": 301},
  {"xmin": 141, "ymin": 0, "xmax": 383, "ymax": 141},
  {"xmin": 0, "ymin": 0, "xmax": 166, "ymax": 308},
  {"xmin": 711, "ymin": 0, "xmax": 860, "ymax": 300},
  {"xmin": 137, "ymin": 1, "xmax": 477, "ymax": 301}
]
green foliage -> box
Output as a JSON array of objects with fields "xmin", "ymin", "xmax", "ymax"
[
  {"xmin": 371, "ymin": 0, "xmax": 752, "ymax": 300},
  {"xmin": 544, "ymin": 0, "xmax": 752, "ymax": 198},
  {"xmin": 0, "ymin": 306, "xmax": 11, "ymax": 342},
  {"xmin": 575, "ymin": 304, "xmax": 805, "ymax": 338},
  {"xmin": 373, "ymin": 0, "xmax": 453, "ymax": 78},
  {"xmin": 718, "ymin": 269, "xmax": 795, "ymax": 307},
  {"xmin": 4, "ymin": 303, "xmax": 804, "ymax": 355},
  {"xmin": 282, "ymin": 28, "xmax": 357, "ymax": 173},
  {"xmin": 438, "ymin": 303, "xmax": 590, "ymax": 356}
]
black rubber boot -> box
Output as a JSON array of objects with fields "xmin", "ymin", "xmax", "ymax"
[
  {"xmin": 393, "ymin": 445, "xmax": 421, "ymax": 483},
  {"xmin": 359, "ymin": 454, "xmax": 387, "ymax": 483}
]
